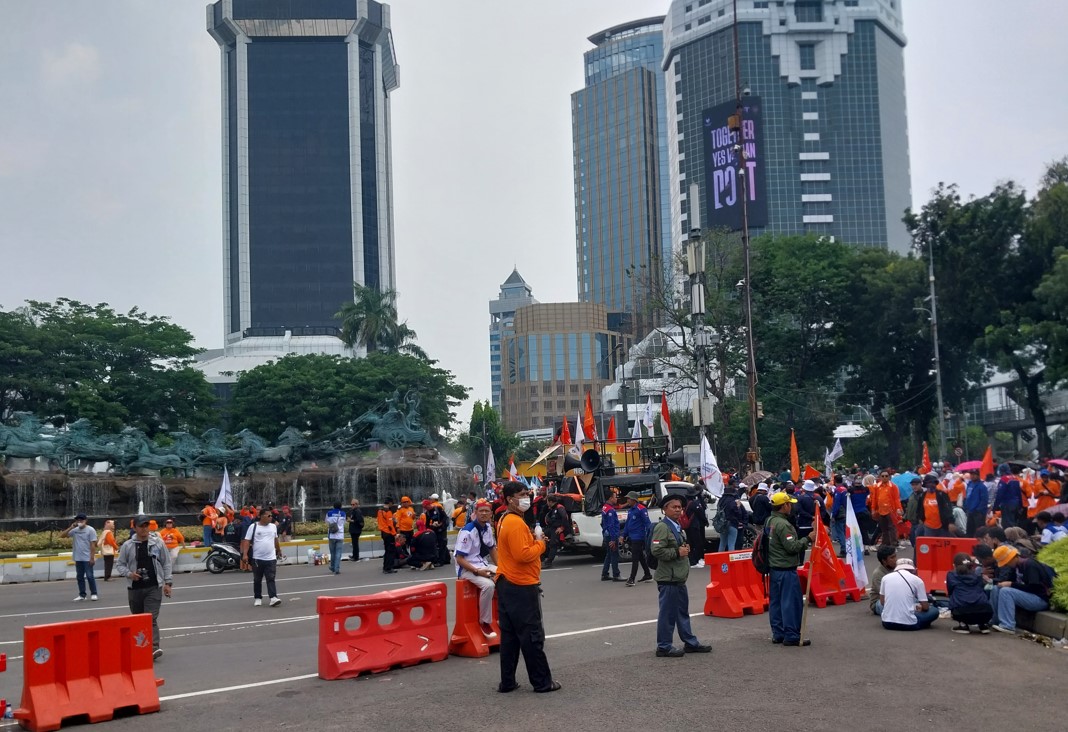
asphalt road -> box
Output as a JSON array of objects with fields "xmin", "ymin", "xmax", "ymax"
[{"xmin": 0, "ymin": 547, "xmax": 1063, "ymax": 732}]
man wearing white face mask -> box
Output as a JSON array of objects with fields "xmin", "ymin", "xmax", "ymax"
[{"xmin": 495, "ymin": 481, "xmax": 560, "ymax": 694}]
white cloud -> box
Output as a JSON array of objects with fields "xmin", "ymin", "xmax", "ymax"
[{"xmin": 41, "ymin": 42, "xmax": 100, "ymax": 87}]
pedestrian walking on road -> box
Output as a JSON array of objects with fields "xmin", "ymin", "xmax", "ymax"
[
  {"xmin": 241, "ymin": 507, "xmax": 283, "ymax": 607},
  {"xmin": 600, "ymin": 493, "xmax": 622, "ymax": 582},
  {"xmin": 767, "ymin": 492, "xmax": 814, "ymax": 646},
  {"xmin": 98, "ymin": 519, "xmax": 119, "ymax": 581},
  {"xmin": 61, "ymin": 513, "xmax": 99, "ymax": 602},
  {"xmin": 326, "ymin": 501, "xmax": 345, "ymax": 575},
  {"xmin": 496, "ymin": 481, "xmax": 560, "ymax": 694},
  {"xmin": 348, "ymin": 499, "xmax": 365, "ymax": 561},
  {"xmin": 621, "ymin": 492, "xmax": 653, "ymax": 586},
  {"xmin": 650, "ymin": 494, "xmax": 712, "ymax": 658},
  {"xmin": 115, "ymin": 514, "xmax": 172, "ymax": 660}
]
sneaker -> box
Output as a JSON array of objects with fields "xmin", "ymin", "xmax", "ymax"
[
  {"xmin": 990, "ymin": 624, "xmax": 1015, "ymax": 635},
  {"xmin": 938, "ymin": 608, "xmax": 952, "ymax": 620},
  {"xmin": 269, "ymin": 597, "xmax": 282, "ymax": 607},
  {"xmin": 624, "ymin": 581, "xmax": 635, "ymax": 587},
  {"xmin": 978, "ymin": 624, "xmax": 991, "ymax": 635},
  {"xmin": 253, "ymin": 598, "xmax": 263, "ymax": 607},
  {"xmin": 952, "ymin": 623, "xmax": 971, "ymax": 634},
  {"xmin": 90, "ymin": 594, "xmax": 98, "ymax": 601},
  {"xmin": 479, "ymin": 622, "xmax": 497, "ymax": 639},
  {"xmin": 639, "ymin": 575, "xmax": 654, "ymax": 583},
  {"xmin": 152, "ymin": 648, "xmax": 163, "ymax": 660},
  {"xmin": 73, "ymin": 596, "xmax": 85, "ymax": 602},
  {"xmin": 695, "ymin": 560, "xmax": 706, "ymax": 568}
]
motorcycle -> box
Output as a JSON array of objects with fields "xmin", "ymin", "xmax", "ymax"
[{"xmin": 205, "ymin": 542, "xmax": 243, "ymax": 573}]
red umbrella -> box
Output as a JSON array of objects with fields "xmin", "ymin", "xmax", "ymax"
[
  {"xmin": 953, "ymin": 460, "xmax": 982, "ymax": 472},
  {"xmin": 1049, "ymin": 459, "xmax": 1068, "ymax": 470}
]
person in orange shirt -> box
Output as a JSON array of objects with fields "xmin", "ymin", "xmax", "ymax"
[
  {"xmin": 919, "ymin": 475, "xmax": 954, "ymax": 538},
  {"xmin": 98, "ymin": 519, "xmax": 119, "ymax": 581},
  {"xmin": 868, "ymin": 471, "xmax": 903, "ymax": 547},
  {"xmin": 395, "ymin": 496, "xmax": 416, "ymax": 546},
  {"xmin": 496, "ymin": 481, "xmax": 559, "ymax": 694},
  {"xmin": 377, "ymin": 497, "xmax": 399, "ymax": 574},
  {"xmin": 159, "ymin": 517, "xmax": 185, "ymax": 567},
  {"xmin": 214, "ymin": 511, "xmax": 229, "ymax": 545},
  {"xmin": 200, "ymin": 504, "xmax": 219, "ymax": 547},
  {"xmin": 1026, "ymin": 469, "xmax": 1061, "ymax": 526}
]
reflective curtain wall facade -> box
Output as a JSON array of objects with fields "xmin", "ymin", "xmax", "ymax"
[
  {"xmin": 664, "ymin": 0, "xmax": 911, "ymax": 254},
  {"xmin": 572, "ymin": 18, "xmax": 670, "ymax": 342},
  {"xmin": 208, "ymin": 0, "xmax": 400, "ymax": 346}
]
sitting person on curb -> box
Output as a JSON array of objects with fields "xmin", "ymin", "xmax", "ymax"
[
  {"xmin": 1037, "ymin": 511, "xmax": 1068, "ymax": 545},
  {"xmin": 879, "ymin": 557, "xmax": 939, "ymax": 631},
  {"xmin": 453, "ymin": 500, "xmax": 499, "ymax": 639},
  {"xmin": 946, "ymin": 552, "xmax": 994, "ymax": 634},
  {"xmin": 869, "ymin": 545, "xmax": 897, "ymax": 616},
  {"xmin": 405, "ymin": 516, "xmax": 438, "ymax": 571},
  {"xmin": 989, "ymin": 545, "xmax": 1057, "ymax": 634}
]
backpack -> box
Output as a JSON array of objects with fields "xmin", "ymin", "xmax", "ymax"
[
  {"xmin": 751, "ymin": 520, "xmax": 772, "ymax": 576},
  {"xmin": 712, "ymin": 505, "xmax": 728, "ymax": 533},
  {"xmin": 679, "ymin": 501, "xmax": 694, "ymax": 530}
]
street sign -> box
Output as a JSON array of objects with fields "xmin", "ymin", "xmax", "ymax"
[{"xmin": 953, "ymin": 447, "xmax": 963, "ymax": 458}]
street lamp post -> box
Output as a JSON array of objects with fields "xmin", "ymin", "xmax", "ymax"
[{"xmin": 685, "ymin": 184, "xmax": 708, "ymax": 438}]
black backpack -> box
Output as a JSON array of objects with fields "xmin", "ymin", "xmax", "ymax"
[
  {"xmin": 646, "ymin": 528, "xmax": 659, "ymax": 570},
  {"xmin": 751, "ymin": 520, "xmax": 772, "ymax": 575}
]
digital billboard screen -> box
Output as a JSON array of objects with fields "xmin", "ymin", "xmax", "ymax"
[{"xmin": 701, "ymin": 97, "xmax": 768, "ymax": 231}]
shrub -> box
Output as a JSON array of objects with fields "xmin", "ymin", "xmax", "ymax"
[{"xmin": 1037, "ymin": 539, "xmax": 1068, "ymax": 612}]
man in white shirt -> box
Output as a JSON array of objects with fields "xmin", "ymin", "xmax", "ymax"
[
  {"xmin": 453, "ymin": 500, "xmax": 499, "ymax": 638},
  {"xmin": 325, "ymin": 501, "xmax": 346, "ymax": 575},
  {"xmin": 241, "ymin": 507, "xmax": 283, "ymax": 607},
  {"xmin": 879, "ymin": 557, "xmax": 939, "ymax": 631}
]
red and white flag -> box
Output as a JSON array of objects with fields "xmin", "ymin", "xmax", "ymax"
[{"xmin": 660, "ymin": 392, "xmax": 673, "ymax": 451}]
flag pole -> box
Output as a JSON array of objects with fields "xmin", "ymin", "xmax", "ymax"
[{"xmin": 799, "ymin": 511, "xmax": 818, "ymax": 646}]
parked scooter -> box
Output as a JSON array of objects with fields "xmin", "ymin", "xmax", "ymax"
[{"xmin": 205, "ymin": 542, "xmax": 242, "ymax": 573}]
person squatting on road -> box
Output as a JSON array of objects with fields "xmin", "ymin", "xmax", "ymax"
[
  {"xmin": 115, "ymin": 514, "xmax": 172, "ymax": 659},
  {"xmin": 241, "ymin": 507, "xmax": 283, "ymax": 607},
  {"xmin": 495, "ymin": 481, "xmax": 560, "ymax": 694},
  {"xmin": 650, "ymin": 493, "xmax": 712, "ymax": 658},
  {"xmin": 453, "ymin": 499, "xmax": 499, "ymax": 639},
  {"xmin": 766, "ymin": 491, "xmax": 814, "ymax": 646}
]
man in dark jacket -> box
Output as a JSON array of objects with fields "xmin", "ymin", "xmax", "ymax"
[
  {"xmin": 650, "ymin": 494, "xmax": 711, "ymax": 658},
  {"xmin": 621, "ymin": 491, "xmax": 653, "ymax": 586},
  {"xmin": 794, "ymin": 481, "xmax": 818, "ymax": 538},
  {"xmin": 600, "ymin": 493, "xmax": 622, "ymax": 581},
  {"xmin": 993, "ymin": 466, "xmax": 1024, "ymax": 529},
  {"xmin": 989, "ymin": 545, "xmax": 1055, "ymax": 633},
  {"xmin": 424, "ymin": 497, "xmax": 449, "ymax": 566},
  {"xmin": 717, "ymin": 486, "xmax": 748, "ymax": 552},
  {"xmin": 683, "ymin": 492, "xmax": 709, "ymax": 568},
  {"xmin": 750, "ymin": 483, "xmax": 772, "ymax": 526},
  {"xmin": 767, "ymin": 492, "xmax": 815, "ymax": 646},
  {"xmin": 963, "ymin": 469, "xmax": 988, "ymax": 538},
  {"xmin": 348, "ymin": 499, "xmax": 365, "ymax": 561},
  {"xmin": 542, "ymin": 494, "xmax": 570, "ymax": 569}
]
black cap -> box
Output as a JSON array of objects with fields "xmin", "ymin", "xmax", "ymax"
[
  {"xmin": 922, "ymin": 474, "xmax": 939, "ymax": 486},
  {"xmin": 74, "ymin": 513, "xmax": 87, "ymax": 520}
]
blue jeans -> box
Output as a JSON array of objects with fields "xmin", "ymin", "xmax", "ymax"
[
  {"xmin": 601, "ymin": 536, "xmax": 620, "ymax": 578},
  {"xmin": 203, "ymin": 525, "xmax": 213, "ymax": 547},
  {"xmin": 882, "ymin": 606, "xmax": 939, "ymax": 631},
  {"xmin": 75, "ymin": 560, "xmax": 98, "ymax": 598},
  {"xmin": 328, "ymin": 539, "xmax": 343, "ymax": 573},
  {"xmin": 657, "ymin": 583, "xmax": 699, "ymax": 651},
  {"xmin": 990, "ymin": 586, "xmax": 1048, "ymax": 630},
  {"xmin": 872, "ymin": 599, "xmax": 883, "ymax": 615},
  {"xmin": 769, "ymin": 568, "xmax": 803, "ymax": 642},
  {"xmin": 718, "ymin": 525, "xmax": 738, "ymax": 552},
  {"xmin": 832, "ymin": 520, "xmax": 846, "ymax": 553}
]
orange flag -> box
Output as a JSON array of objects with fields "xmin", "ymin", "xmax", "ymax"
[
  {"xmin": 979, "ymin": 445, "xmax": 994, "ymax": 480},
  {"xmin": 583, "ymin": 393, "xmax": 598, "ymax": 442},
  {"xmin": 921, "ymin": 442, "xmax": 932, "ymax": 474},
  {"xmin": 802, "ymin": 464, "xmax": 822, "ymax": 481},
  {"xmin": 605, "ymin": 417, "xmax": 617, "ymax": 442},
  {"xmin": 790, "ymin": 429, "xmax": 800, "ymax": 482},
  {"xmin": 810, "ymin": 511, "xmax": 847, "ymax": 590},
  {"xmin": 559, "ymin": 416, "xmax": 572, "ymax": 446}
]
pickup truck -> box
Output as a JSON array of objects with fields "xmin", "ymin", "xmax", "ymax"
[{"xmin": 565, "ymin": 472, "xmax": 752, "ymax": 560}]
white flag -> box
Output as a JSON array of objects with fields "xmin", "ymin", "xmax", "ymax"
[
  {"xmin": 485, "ymin": 447, "xmax": 496, "ymax": 485},
  {"xmin": 574, "ymin": 409, "xmax": 586, "ymax": 449},
  {"xmin": 642, "ymin": 397, "xmax": 655, "ymax": 436},
  {"xmin": 215, "ymin": 466, "xmax": 233, "ymax": 511},
  {"xmin": 844, "ymin": 496, "xmax": 870, "ymax": 589},
  {"xmin": 825, "ymin": 448, "xmax": 833, "ymax": 479},
  {"xmin": 508, "ymin": 457, "xmax": 519, "ymax": 481},
  {"xmin": 828, "ymin": 438, "xmax": 844, "ymax": 463},
  {"xmin": 631, "ymin": 413, "xmax": 642, "ymax": 440},
  {"xmin": 700, "ymin": 434, "xmax": 724, "ymax": 498}
]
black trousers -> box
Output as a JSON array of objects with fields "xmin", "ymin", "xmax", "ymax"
[
  {"xmin": 382, "ymin": 532, "xmax": 397, "ymax": 571},
  {"xmin": 685, "ymin": 526, "xmax": 704, "ymax": 566},
  {"xmin": 626, "ymin": 538, "xmax": 650, "ymax": 581},
  {"xmin": 349, "ymin": 526, "xmax": 361, "ymax": 559},
  {"xmin": 543, "ymin": 531, "xmax": 564, "ymax": 565},
  {"xmin": 434, "ymin": 530, "xmax": 449, "ymax": 565},
  {"xmin": 252, "ymin": 558, "xmax": 277, "ymax": 599},
  {"xmin": 966, "ymin": 512, "xmax": 986, "ymax": 538},
  {"xmin": 497, "ymin": 577, "xmax": 553, "ymax": 691}
]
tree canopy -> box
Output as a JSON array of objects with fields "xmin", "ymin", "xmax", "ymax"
[{"xmin": 335, "ymin": 283, "xmax": 428, "ymax": 359}]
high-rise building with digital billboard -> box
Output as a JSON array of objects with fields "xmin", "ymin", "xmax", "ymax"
[
  {"xmin": 572, "ymin": 17, "xmax": 671, "ymax": 341},
  {"xmin": 206, "ymin": 0, "xmax": 399, "ymax": 354},
  {"xmin": 664, "ymin": 0, "xmax": 911, "ymax": 253}
]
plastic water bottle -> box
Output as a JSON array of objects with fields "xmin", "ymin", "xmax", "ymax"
[
  {"xmin": 4, "ymin": 704, "xmax": 13, "ymax": 719},
  {"xmin": 533, "ymin": 522, "xmax": 544, "ymax": 541}
]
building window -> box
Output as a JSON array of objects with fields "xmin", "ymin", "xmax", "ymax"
[
  {"xmin": 799, "ymin": 43, "xmax": 817, "ymax": 70},
  {"xmin": 684, "ymin": 23, "xmax": 692, "ymax": 30},
  {"xmin": 557, "ymin": 400, "xmax": 566, "ymax": 410},
  {"xmin": 570, "ymin": 384, "xmax": 579, "ymax": 394},
  {"xmin": 754, "ymin": 1, "xmax": 769, "ymax": 7},
  {"xmin": 794, "ymin": 1, "xmax": 823, "ymax": 22},
  {"xmin": 844, "ymin": 0, "xmax": 858, "ymax": 5},
  {"xmin": 530, "ymin": 386, "xmax": 538, "ymax": 396},
  {"xmin": 571, "ymin": 400, "xmax": 580, "ymax": 410},
  {"xmin": 697, "ymin": 16, "xmax": 710, "ymax": 25},
  {"xmin": 685, "ymin": 3, "xmax": 692, "ymax": 10}
]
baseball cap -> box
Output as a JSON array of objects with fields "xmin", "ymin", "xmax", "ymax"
[
  {"xmin": 74, "ymin": 513, "xmax": 87, "ymax": 520},
  {"xmin": 430, "ymin": 493, "xmax": 440, "ymax": 500},
  {"xmin": 993, "ymin": 545, "xmax": 1019, "ymax": 567},
  {"xmin": 770, "ymin": 492, "xmax": 797, "ymax": 506},
  {"xmin": 134, "ymin": 514, "xmax": 151, "ymax": 526}
]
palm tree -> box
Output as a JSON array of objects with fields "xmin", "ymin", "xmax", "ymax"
[{"xmin": 335, "ymin": 283, "xmax": 428, "ymax": 359}]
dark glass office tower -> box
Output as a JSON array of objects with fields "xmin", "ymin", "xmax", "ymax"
[
  {"xmin": 664, "ymin": 0, "xmax": 911, "ymax": 254},
  {"xmin": 207, "ymin": 0, "xmax": 399, "ymax": 350},
  {"xmin": 572, "ymin": 17, "xmax": 670, "ymax": 341}
]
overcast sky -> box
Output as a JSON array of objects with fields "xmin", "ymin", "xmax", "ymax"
[{"xmin": 2, "ymin": 0, "xmax": 1066, "ymax": 427}]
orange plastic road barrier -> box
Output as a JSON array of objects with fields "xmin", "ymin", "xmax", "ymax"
[
  {"xmin": 14, "ymin": 614, "xmax": 163, "ymax": 732},
  {"xmin": 448, "ymin": 579, "xmax": 500, "ymax": 657},
  {"xmin": 915, "ymin": 536, "xmax": 977, "ymax": 594},
  {"xmin": 1, "ymin": 652, "xmax": 6, "ymax": 719},
  {"xmin": 703, "ymin": 551, "xmax": 768, "ymax": 618},
  {"xmin": 797, "ymin": 560, "xmax": 865, "ymax": 608},
  {"xmin": 317, "ymin": 582, "xmax": 449, "ymax": 680}
]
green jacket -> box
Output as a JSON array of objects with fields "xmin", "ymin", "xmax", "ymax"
[
  {"xmin": 905, "ymin": 490, "xmax": 923, "ymax": 525},
  {"xmin": 651, "ymin": 519, "xmax": 690, "ymax": 584},
  {"xmin": 768, "ymin": 512, "xmax": 810, "ymax": 569}
]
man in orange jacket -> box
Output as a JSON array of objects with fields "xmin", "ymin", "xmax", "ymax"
[
  {"xmin": 377, "ymin": 497, "xmax": 399, "ymax": 574},
  {"xmin": 868, "ymin": 471, "xmax": 902, "ymax": 548}
]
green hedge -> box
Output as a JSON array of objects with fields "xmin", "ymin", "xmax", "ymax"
[{"xmin": 1037, "ymin": 540, "xmax": 1068, "ymax": 612}]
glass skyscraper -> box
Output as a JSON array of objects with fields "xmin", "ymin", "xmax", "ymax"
[
  {"xmin": 489, "ymin": 269, "xmax": 538, "ymax": 413},
  {"xmin": 207, "ymin": 0, "xmax": 399, "ymax": 352},
  {"xmin": 572, "ymin": 17, "xmax": 672, "ymax": 340},
  {"xmin": 664, "ymin": 0, "xmax": 911, "ymax": 254}
]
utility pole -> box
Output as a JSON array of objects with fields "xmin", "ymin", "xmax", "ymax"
[
  {"xmin": 686, "ymin": 184, "xmax": 708, "ymax": 439},
  {"xmin": 927, "ymin": 238, "xmax": 947, "ymax": 465}
]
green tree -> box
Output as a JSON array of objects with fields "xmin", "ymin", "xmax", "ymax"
[
  {"xmin": 0, "ymin": 299, "xmax": 215, "ymax": 435},
  {"xmin": 229, "ymin": 352, "xmax": 468, "ymax": 439},
  {"xmin": 335, "ymin": 283, "xmax": 428, "ymax": 359},
  {"xmin": 453, "ymin": 401, "xmax": 519, "ymax": 476}
]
